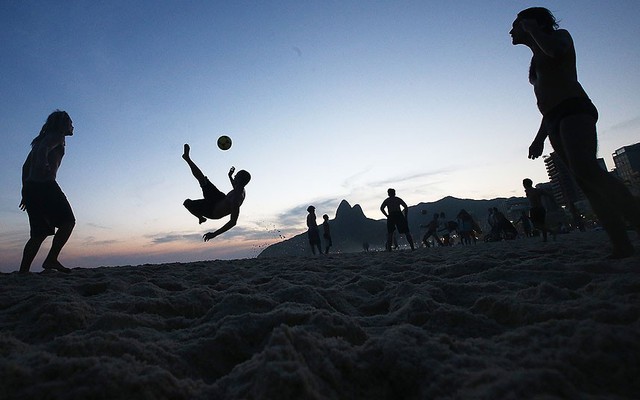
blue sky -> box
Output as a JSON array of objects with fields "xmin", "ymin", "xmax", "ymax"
[{"xmin": 1, "ymin": 1, "xmax": 639, "ymax": 272}]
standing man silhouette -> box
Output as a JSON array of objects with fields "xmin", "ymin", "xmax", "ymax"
[
  {"xmin": 380, "ymin": 188, "xmax": 415, "ymax": 251},
  {"xmin": 19, "ymin": 111, "xmax": 76, "ymax": 273},
  {"xmin": 511, "ymin": 7, "xmax": 640, "ymax": 258},
  {"xmin": 523, "ymin": 178, "xmax": 556, "ymax": 242}
]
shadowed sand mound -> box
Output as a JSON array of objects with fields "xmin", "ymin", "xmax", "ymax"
[{"xmin": 1, "ymin": 231, "xmax": 639, "ymax": 399}]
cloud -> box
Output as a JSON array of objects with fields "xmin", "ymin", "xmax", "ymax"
[
  {"xmin": 602, "ymin": 116, "xmax": 640, "ymax": 133},
  {"xmin": 81, "ymin": 236, "xmax": 121, "ymax": 246},
  {"xmin": 148, "ymin": 232, "xmax": 203, "ymax": 245},
  {"xmin": 85, "ymin": 222, "xmax": 113, "ymax": 230},
  {"xmin": 275, "ymin": 198, "xmax": 343, "ymax": 228},
  {"xmin": 366, "ymin": 169, "xmax": 453, "ymax": 188}
]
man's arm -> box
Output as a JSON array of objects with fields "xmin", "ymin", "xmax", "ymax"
[
  {"xmin": 203, "ymin": 206, "xmax": 239, "ymax": 242},
  {"xmin": 228, "ymin": 166, "xmax": 235, "ymax": 187},
  {"xmin": 400, "ymin": 199, "xmax": 409, "ymax": 217},
  {"xmin": 380, "ymin": 200, "xmax": 388, "ymax": 218},
  {"xmin": 21, "ymin": 152, "xmax": 32, "ymax": 185},
  {"xmin": 529, "ymin": 119, "xmax": 547, "ymax": 159},
  {"xmin": 19, "ymin": 152, "xmax": 32, "ymax": 211},
  {"xmin": 520, "ymin": 21, "xmax": 571, "ymax": 58}
]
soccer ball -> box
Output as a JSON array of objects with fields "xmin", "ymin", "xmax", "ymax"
[{"xmin": 217, "ymin": 135, "xmax": 232, "ymax": 151}]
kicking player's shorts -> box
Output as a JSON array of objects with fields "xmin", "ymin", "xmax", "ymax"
[
  {"xmin": 184, "ymin": 178, "xmax": 226, "ymax": 219},
  {"xmin": 23, "ymin": 181, "xmax": 75, "ymax": 237}
]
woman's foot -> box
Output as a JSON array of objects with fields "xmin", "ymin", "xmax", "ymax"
[{"xmin": 42, "ymin": 260, "xmax": 71, "ymax": 273}]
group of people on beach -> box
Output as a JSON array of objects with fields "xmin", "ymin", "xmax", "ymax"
[
  {"xmin": 17, "ymin": 7, "xmax": 640, "ymax": 272},
  {"xmin": 305, "ymin": 206, "xmax": 332, "ymax": 255}
]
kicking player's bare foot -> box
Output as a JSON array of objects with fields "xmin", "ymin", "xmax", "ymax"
[
  {"xmin": 42, "ymin": 260, "xmax": 71, "ymax": 273},
  {"xmin": 182, "ymin": 144, "xmax": 191, "ymax": 161}
]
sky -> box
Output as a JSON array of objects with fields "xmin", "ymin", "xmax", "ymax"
[{"xmin": 1, "ymin": 0, "xmax": 639, "ymax": 272}]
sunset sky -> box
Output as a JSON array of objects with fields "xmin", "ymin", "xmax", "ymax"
[{"xmin": 1, "ymin": 1, "xmax": 639, "ymax": 272}]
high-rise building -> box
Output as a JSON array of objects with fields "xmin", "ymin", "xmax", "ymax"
[
  {"xmin": 543, "ymin": 152, "xmax": 608, "ymax": 212},
  {"xmin": 543, "ymin": 152, "xmax": 584, "ymax": 207},
  {"xmin": 612, "ymin": 143, "xmax": 640, "ymax": 194}
]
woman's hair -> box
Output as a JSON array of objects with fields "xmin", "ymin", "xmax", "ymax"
[
  {"xmin": 31, "ymin": 110, "xmax": 71, "ymax": 146},
  {"xmin": 517, "ymin": 7, "xmax": 559, "ymax": 32}
]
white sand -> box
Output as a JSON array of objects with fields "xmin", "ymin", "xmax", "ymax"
[{"xmin": 1, "ymin": 230, "xmax": 638, "ymax": 399}]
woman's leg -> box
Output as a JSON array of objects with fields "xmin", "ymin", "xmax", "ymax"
[{"xmin": 556, "ymin": 115, "xmax": 637, "ymax": 257}]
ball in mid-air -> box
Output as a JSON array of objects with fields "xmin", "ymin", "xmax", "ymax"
[{"xmin": 217, "ymin": 135, "xmax": 232, "ymax": 151}]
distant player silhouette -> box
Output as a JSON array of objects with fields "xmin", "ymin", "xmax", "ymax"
[
  {"xmin": 306, "ymin": 206, "xmax": 322, "ymax": 255},
  {"xmin": 511, "ymin": 7, "xmax": 640, "ymax": 258},
  {"xmin": 380, "ymin": 188, "xmax": 415, "ymax": 251},
  {"xmin": 19, "ymin": 110, "xmax": 76, "ymax": 273},
  {"xmin": 523, "ymin": 178, "xmax": 555, "ymax": 241},
  {"xmin": 182, "ymin": 144, "xmax": 251, "ymax": 242}
]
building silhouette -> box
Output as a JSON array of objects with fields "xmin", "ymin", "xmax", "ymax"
[
  {"xmin": 543, "ymin": 152, "xmax": 607, "ymax": 214},
  {"xmin": 612, "ymin": 143, "xmax": 640, "ymax": 195},
  {"xmin": 543, "ymin": 152, "xmax": 584, "ymax": 208}
]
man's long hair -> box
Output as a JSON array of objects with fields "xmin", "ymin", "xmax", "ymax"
[
  {"xmin": 31, "ymin": 110, "xmax": 71, "ymax": 146},
  {"xmin": 517, "ymin": 7, "xmax": 559, "ymax": 32}
]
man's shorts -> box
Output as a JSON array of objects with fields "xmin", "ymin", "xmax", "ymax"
[
  {"xmin": 184, "ymin": 178, "xmax": 226, "ymax": 219},
  {"xmin": 23, "ymin": 181, "xmax": 75, "ymax": 237},
  {"xmin": 529, "ymin": 206, "xmax": 546, "ymax": 227},
  {"xmin": 387, "ymin": 211, "xmax": 410, "ymax": 234}
]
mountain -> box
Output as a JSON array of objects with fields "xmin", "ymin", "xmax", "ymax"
[{"xmin": 257, "ymin": 196, "xmax": 523, "ymax": 258}]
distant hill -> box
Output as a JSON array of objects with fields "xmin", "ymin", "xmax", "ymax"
[{"xmin": 257, "ymin": 196, "xmax": 523, "ymax": 258}]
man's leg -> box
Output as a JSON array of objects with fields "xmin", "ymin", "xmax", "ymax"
[
  {"xmin": 182, "ymin": 144, "xmax": 207, "ymax": 185},
  {"xmin": 19, "ymin": 234, "xmax": 47, "ymax": 273},
  {"xmin": 42, "ymin": 221, "xmax": 74, "ymax": 272},
  {"xmin": 183, "ymin": 144, "xmax": 209, "ymax": 224},
  {"xmin": 406, "ymin": 232, "xmax": 415, "ymax": 250},
  {"xmin": 558, "ymin": 115, "xmax": 636, "ymax": 257}
]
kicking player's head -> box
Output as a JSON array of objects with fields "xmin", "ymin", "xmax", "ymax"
[{"xmin": 235, "ymin": 170, "xmax": 251, "ymax": 186}]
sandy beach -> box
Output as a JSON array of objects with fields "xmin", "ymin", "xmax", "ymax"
[{"xmin": 1, "ymin": 230, "xmax": 638, "ymax": 399}]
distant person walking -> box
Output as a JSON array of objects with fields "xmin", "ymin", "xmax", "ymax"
[
  {"xmin": 380, "ymin": 188, "xmax": 415, "ymax": 251},
  {"xmin": 523, "ymin": 179, "xmax": 556, "ymax": 242},
  {"xmin": 322, "ymin": 214, "xmax": 332, "ymax": 254},
  {"xmin": 514, "ymin": 210, "xmax": 534, "ymax": 237},
  {"xmin": 511, "ymin": 7, "xmax": 640, "ymax": 257},
  {"xmin": 182, "ymin": 144, "xmax": 251, "ymax": 242},
  {"xmin": 421, "ymin": 213, "xmax": 443, "ymax": 247},
  {"xmin": 306, "ymin": 206, "xmax": 322, "ymax": 255},
  {"xmin": 456, "ymin": 209, "xmax": 474, "ymax": 245},
  {"xmin": 19, "ymin": 111, "xmax": 76, "ymax": 273}
]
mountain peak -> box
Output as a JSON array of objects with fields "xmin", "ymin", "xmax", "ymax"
[{"xmin": 335, "ymin": 199, "xmax": 366, "ymax": 221}]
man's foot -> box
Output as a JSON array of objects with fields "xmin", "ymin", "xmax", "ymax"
[
  {"xmin": 42, "ymin": 260, "xmax": 71, "ymax": 273},
  {"xmin": 199, "ymin": 216, "xmax": 206, "ymax": 224},
  {"xmin": 182, "ymin": 144, "xmax": 191, "ymax": 161}
]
